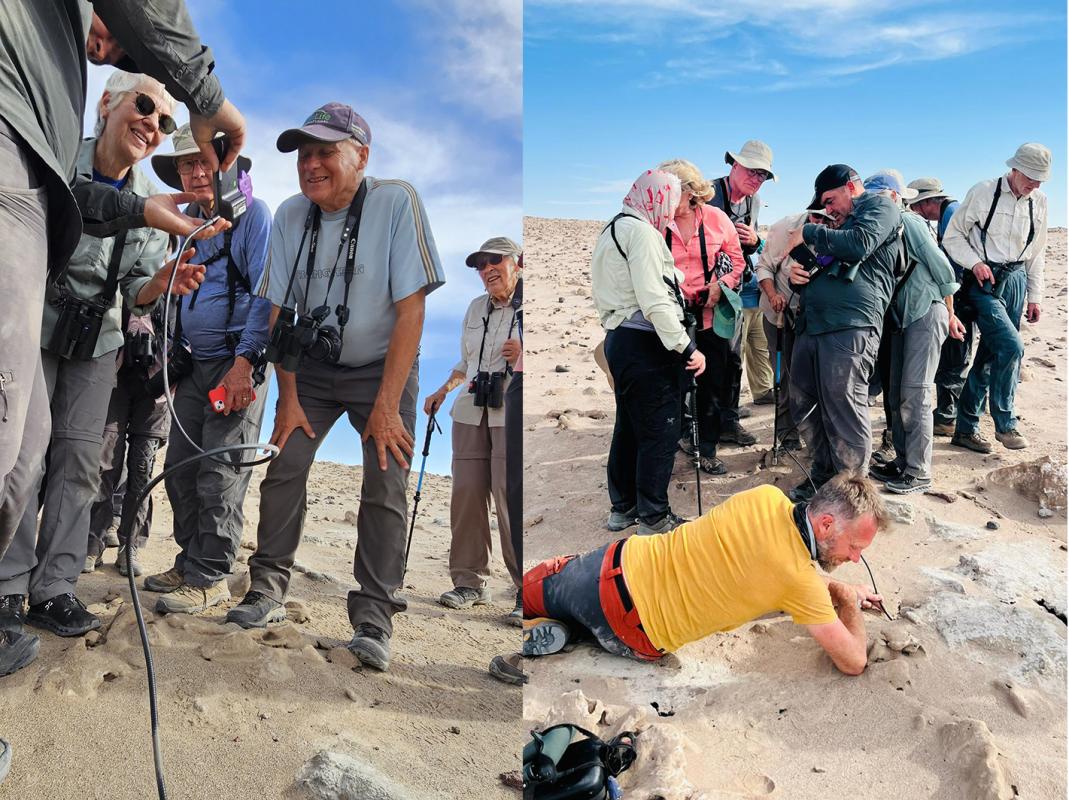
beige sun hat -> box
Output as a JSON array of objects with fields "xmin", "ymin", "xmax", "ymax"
[
  {"xmin": 905, "ymin": 177, "xmax": 950, "ymax": 206},
  {"xmin": 464, "ymin": 236, "xmax": 522, "ymax": 268},
  {"xmin": 151, "ymin": 124, "xmax": 251, "ymax": 191},
  {"xmin": 725, "ymin": 139, "xmax": 777, "ymax": 182},
  {"xmin": 1006, "ymin": 142, "xmax": 1051, "ymax": 182}
]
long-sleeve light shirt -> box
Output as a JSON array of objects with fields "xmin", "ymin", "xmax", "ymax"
[
  {"xmin": 669, "ymin": 204, "xmax": 745, "ymax": 331},
  {"xmin": 942, "ymin": 175, "xmax": 1048, "ymax": 304},
  {"xmin": 591, "ymin": 209, "xmax": 690, "ymax": 354},
  {"xmin": 894, "ymin": 211, "xmax": 959, "ymax": 330},
  {"xmin": 756, "ymin": 211, "xmax": 808, "ymax": 327},
  {"xmin": 450, "ymin": 292, "xmax": 518, "ymax": 427}
]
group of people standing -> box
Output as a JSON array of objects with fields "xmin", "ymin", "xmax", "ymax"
[{"xmin": 591, "ymin": 138, "xmax": 1052, "ymax": 533}]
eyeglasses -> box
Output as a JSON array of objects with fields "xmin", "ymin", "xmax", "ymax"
[
  {"xmin": 742, "ymin": 165, "xmax": 772, "ymax": 182},
  {"xmin": 474, "ymin": 253, "xmax": 505, "ymax": 270},
  {"xmin": 176, "ymin": 157, "xmax": 213, "ymax": 175},
  {"xmin": 134, "ymin": 93, "xmax": 177, "ymax": 135}
]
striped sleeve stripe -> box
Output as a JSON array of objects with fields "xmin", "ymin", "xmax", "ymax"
[{"xmin": 375, "ymin": 179, "xmax": 438, "ymax": 285}]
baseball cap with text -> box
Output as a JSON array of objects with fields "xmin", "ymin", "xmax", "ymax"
[{"xmin": 276, "ymin": 102, "xmax": 372, "ymax": 153}]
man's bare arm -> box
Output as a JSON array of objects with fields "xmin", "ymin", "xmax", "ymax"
[{"xmin": 806, "ymin": 583, "xmax": 868, "ymax": 675}]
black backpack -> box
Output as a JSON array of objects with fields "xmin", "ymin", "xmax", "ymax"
[{"xmin": 523, "ymin": 724, "xmax": 637, "ymax": 799}]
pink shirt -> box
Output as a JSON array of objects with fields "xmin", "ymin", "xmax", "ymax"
[{"xmin": 667, "ymin": 204, "xmax": 745, "ymax": 330}]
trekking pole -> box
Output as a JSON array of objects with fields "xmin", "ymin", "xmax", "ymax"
[
  {"xmin": 690, "ymin": 375, "xmax": 702, "ymax": 517},
  {"xmin": 403, "ymin": 408, "xmax": 442, "ymax": 577},
  {"xmin": 771, "ymin": 317, "xmax": 783, "ymax": 466}
]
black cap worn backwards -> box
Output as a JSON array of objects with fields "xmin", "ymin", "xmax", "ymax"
[{"xmin": 807, "ymin": 164, "xmax": 861, "ymax": 210}]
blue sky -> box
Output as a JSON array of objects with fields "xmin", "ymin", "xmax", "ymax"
[
  {"xmin": 524, "ymin": 0, "xmax": 1066, "ymax": 227},
  {"xmin": 87, "ymin": 0, "xmax": 521, "ymax": 474}
]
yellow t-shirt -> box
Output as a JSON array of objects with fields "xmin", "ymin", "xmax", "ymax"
[{"xmin": 621, "ymin": 484, "xmax": 837, "ymax": 653}]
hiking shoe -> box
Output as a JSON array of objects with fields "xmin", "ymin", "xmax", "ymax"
[
  {"xmin": 637, "ymin": 511, "xmax": 688, "ymax": 536},
  {"xmin": 737, "ymin": 407, "xmax": 753, "ymax": 419},
  {"xmin": 698, "ymin": 455, "xmax": 727, "ymax": 475},
  {"xmin": 995, "ymin": 429, "xmax": 1028, "ymax": 450},
  {"xmin": 507, "ymin": 591, "xmax": 523, "ymax": 628},
  {"xmin": 438, "ymin": 586, "xmax": 491, "ymax": 609},
  {"xmin": 82, "ymin": 551, "xmax": 103, "ymax": 574},
  {"xmin": 869, "ymin": 461, "xmax": 905, "ymax": 483},
  {"xmin": 348, "ymin": 623, "xmax": 391, "ymax": 671},
  {"xmin": 225, "ymin": 591, "xmax": 285, "ymax": 629},
  {"xmin": 886, "ymin": 474, "xmax": 932, "ymax": 495},
  {"xmin": 144, "ymin": 567, "xmax": 184, "ymax": 593},
  {"xmin": 781, "ymin": 436, "xmax": 803, "ymax": 452},
  {"xmin": 871, "ymin": 429, "xmax": 895, "ymax": 465},
  {"xmin": 720, "ymin": 421, "xmax": 757, "ymax": 446},
  {"xmin": 154, "ymin": 580, "xmax": 230, "ymax": 615},
  {"xmin": 523, "ymin": 618, "xmax": 571, "ymax": 657},
  {"xmin": 677, "ymin": 437, "xmax": 697, "ymax": 457},
  {"xmin": 0, "ymin": 629, "xmax": 39, "ymax": 677},
  {"xmin": 606, "ymin": 506, "xmax": 638, "ymax": 532},
  {"xmin": 0, "ymin": 736, "xmax": 10, "ymax": 785},
  {"xmin": 753, "ymin": 391, "xmax": 775, "ymax": 405},
  {"xmin": 103, "ymin": 527, "xmax": 120, "ymax": 548},
  {"xmin": 116, "ymin": 545, "xmax": 143, "ymax": 578},
  {"xmin": 489, "ymin": 653, "xmax": 527, "ymax": 686},
  {"xmin": 951, "ymin": 431, "xmax": 992, "ymax": 454},
  {"xmin": 788, "ymin": 481, "xmax": 818, "ymax": 503},
  {"xmin": 27, "ymin": 593, "xmax": 100, "ymax": 637},
  {"xmin": 933, "ymin": 421, "xmax": 955, "ymax": 437},
  {"xmin": 0, "ymin": 596, "xmax": 26, "ymax": 635}
]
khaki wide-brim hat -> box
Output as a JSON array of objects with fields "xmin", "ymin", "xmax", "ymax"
[
  {"xmin": 1006, "ymin": 142, "xmax": 1052, "ymax": 182},
  {"xmin": 725, "ymin": 139, "xmax": 777, "ymax": 182},
  {"xmin": 905, "ymin": 177, "xmax": 949, "ymax": 206},
  {"xmin": 151, "ymin": 124, "xmax": 251, "ymax": 191}
]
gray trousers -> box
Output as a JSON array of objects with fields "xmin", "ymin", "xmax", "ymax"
[
  {"xmin": 0, "ymin": 117, "xmax": 50, "ymax": 562},
  {"xmin": 0, "ymin": 352, "xmax": 117, "ymax": 603},
  {"xmin": 164, "ymin": 357, "xmax": 268, "ymax": 587},
  {"xmin": 762, "ymin": 316, "xmax": 799, "ymax": 444},
  {"xmin": 449, "ymin": 414, "xmax": 519, "ymax": 591},
  {"xmin": 789, "ymin": 327, "xmax": 880, "ymax": 485},
  {"xmin": 888, "ymin": 303, "xmax": 949, "ymax": 480},
  {"xmin": 248, "ymin": 358, "xmax": 417, "ymax": 636}
]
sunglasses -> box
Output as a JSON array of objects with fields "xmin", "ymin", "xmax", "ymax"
[
  {"xmin": 134, "ymin": 93, "xmax": 177, "ymax": 135},
  {"xmin": 473, "ymin": 253, "xmax": 504, "ymax": 270},
  {"xmin": 742, "ymin": 165, "xmax": 772, "ymax": 181}
]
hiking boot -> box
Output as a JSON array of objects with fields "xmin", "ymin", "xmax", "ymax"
[
  {"xmin": 144, "ymin": 567, "xmax": 184, "ymax": 593},
  {"xmin": 27, "ymin": 593, "xmax": 100, "ymax": 637},
  {"xmin": 82, "ymin": 551, "xmax": 103, "ymax": 574},
  {"xmin": 507, "ymin": 591, "xmax": 523, "ymax": 628},
  {"xmin": 0, "ymin": 629, "xmax": 39, "ymax": 677},
  {"xmin": 951, "ymin": 431, "xmax": 992, "ymax": 454},
  {"xmin": 103, "ymin": 527, "xmax": 120, "ymax": 548},
  {"xmin": 523, "ymin": 618, "xmax": 571, "ymax": 657},
  {"xmin": 737, "ymin": 407, "xmax": 753, "ymax": 419},
  {"xmin": 0, "ymin": 595, "xmax": 26, "ymax": 635},
  {"xmin": 932, "ymin": 421, "xmax": 955, "ymax": 437},
  {"xmin": 637, "ymin": 511, "xmax": 688, "ymax": 536},
  {"xmin": 886, "ymin": 474, "xmax": 932, "ymax": 495},
  {"xmin": 154, "ymin": 580, "xmax": 230, "ymax": 615},
  {"xmin": 438, "ymin": 586, "xmax": 491, "ymax": 609},
  {"xmin": 720, "ymin": 421, "xmax": 757, "ymax": 446},
  {"xmin": 871, "ymin": 429, "xmax": 895, "ymax": 465},
  {"xmin": 995, "ymin": 429, "xmax": 1028, "ymax": 450},
  {"xmin": 489, "ymin": 653, "xmax": 527, "ymax": 685},
  {"xmin": 348, "ymin": 622, "xmax": 391, "ymax": 671},
  {"xmin": 225, "ymin": 591, "xmax": 285, "ymax": 629},
  {"xmin": 606, "ymin": 506, "xmax": 638, "ymax": 532},
  {"xmin": 753, "ymin": 391, "xmax": 775, "ymax": 405},
  {"xmin": 698, "ymin": 455, "xmax": 727, "ymax": 475},
  {"xmin": 677, "ymin": 437, "xmax": 697, "ymax": 457},
  {"xmin": 869, "ymin": 461, "xmax": 904, "ymax": 484},
  {"xmin": 116, "ymin": 545, "xmax": 143, "ymax": 578},
  {"xmin": 788, "ymin": 481, "xmax": 818, "ymax": 503}
]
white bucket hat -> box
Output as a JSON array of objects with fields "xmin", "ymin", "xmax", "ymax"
[
  {"xmin": 151, "ymin": 124, "xmax": 251, "ymax": 191},
  {"xmin": 1006, "ymin": 142, "xmax": 1051, "ymax": 182},
  {"xmin": 725, "ymin": 139, "xmax": 777, "ymax": 182},
  {"xmin": 905, "ymin": 177, "xmax": 950, "ymax": 206}
]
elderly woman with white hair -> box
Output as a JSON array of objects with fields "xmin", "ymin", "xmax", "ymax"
[
  {"xmin": 591, "ymin": 170, "xmax": 707, "ymax": 537},
  {"xmin": 426, "ymin": 237, "xmax": 524, "ymax": 622},
  {"xmin": 0, "ymin": 71, "xmax": 204, "ymax": 641}
]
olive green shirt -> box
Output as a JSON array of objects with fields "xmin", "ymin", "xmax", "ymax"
[
  {"xmin": 41, "ymin": 139, "xmax": 168, "ymax": 358},
  {"xmin": 893, "ymin": 210, "xmax": 959, "ymax": 330}
]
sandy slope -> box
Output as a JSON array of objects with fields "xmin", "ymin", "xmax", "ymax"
[
  {"xmin": 1, "ymin": 461, "xmax": 522, "ymax": 799},
  {"xmin": 522, "ymin": 217, "xmax": 1067, "ymax": 800}
]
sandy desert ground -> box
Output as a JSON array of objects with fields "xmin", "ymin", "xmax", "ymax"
[
  {"xmin": 523, "ymin": 217, "xmax": 1067, "ymax": 800},
  {"xmin": 1, "ymin": 461, "xmax": 523, "ymax": 799}
]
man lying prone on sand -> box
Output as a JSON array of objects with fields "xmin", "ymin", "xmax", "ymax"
[{"xmin": 523, "ymin": 472, "xmax": 889, "ymax": 675}]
